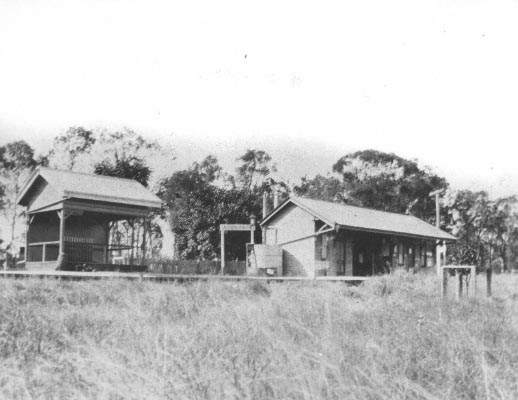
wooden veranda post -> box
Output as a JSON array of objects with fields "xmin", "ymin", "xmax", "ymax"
[
  {"xmin": 59, "ymin": 210, "xmax": 65, "ymax": 255},
  {"xmin": 129, "ymin": 219, "xmax": 135, "ymax": 264},
  {"xmin": 56, "ymin": 209, "xmax": 67, "ymax": 270},
  {"xmin": 104, "ymin": 220, "xmax": 109, "ymax": 264},
  {"xmin": 141, "ymin": 217, "xmax": 147, "ymax": 265},
  {"xmin": 24, "ymin": 216, "xmax": 30, "ymax": 263}
]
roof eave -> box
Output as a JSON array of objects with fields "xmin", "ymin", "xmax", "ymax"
[
  {"xmin": 337, "ymin": 223, "xmax": 457, "ymax": 242},
  {"xmin": 65, "ymin": 190, "xmax": 162, "ymax": 208},
  {"xmin": 16, "ymin": 167, "xmax": 47, "ymax": 206},
  {"xmin": 259, "ymin": 197, "xmax": 335, "ymax": 227},
  {"xmin": 64, "ymin": 190, "xmax": 162, "ymax": 209}
]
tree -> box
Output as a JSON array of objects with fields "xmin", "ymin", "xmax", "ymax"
[
  {"xmin": 332, "ymin": 150, "xmax": 448, "ymax": 220},
  {"xmin": 293, "ymin": 174, "xmax": 346, "ymax": 202},
  {"xmin": 159, "ymin": 157, "xmax": 226, "ymax": 259},
  {"xmin": 159, "ymin": 152, "xmax": 274, "ymax": 260},
  {"xmin": 488, "ymin": 196, "xmax": 518, "ymax": 272},
  {"xmin": 236, "ymin": 149, "xmax": 276, "ymax": 191},
  {"xmin": 443, "ymin": 191, "xmax": 518, "ymax": 271},
  {"xmin": 47, "ymin": 127, "xmax": 95, "ymax": 169},
  {"xmin": 0, "ymin": 141, "xmax": 38, "ymax": 267},
  {"xmin": 47, "ymin": 127, "xmax": 176, "ymax": 259},
  {"xmin": 444, "ymin": 190, "xmax": 490, "ymax": 266},
  {"xmin": 47, "ymin": 127, "xmax": 175, "ymax": 190},
  {"xmin": 94, "ymin": 156, "xmax": 151, "ymax": 187}
]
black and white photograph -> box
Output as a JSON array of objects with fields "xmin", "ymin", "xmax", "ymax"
[{"xmin": 1, "ymin": 0, "xmax": 518, "ymax": 398}]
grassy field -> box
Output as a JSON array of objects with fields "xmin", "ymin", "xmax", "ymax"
[{"xmin": 1, "ymin": 272, "xmax": 517, "ymax": 400}]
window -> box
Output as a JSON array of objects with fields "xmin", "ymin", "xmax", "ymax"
[
  {"xmin": 45, "ymin": 244, "xmax": 59, "ymax": 261},
  {"xmin": 27, "ymin": 242, "xmax": 60, "ymax": 262},
  {"xmin": 28, "ymin": 245, "xmax": 43, "ymax": 262}
]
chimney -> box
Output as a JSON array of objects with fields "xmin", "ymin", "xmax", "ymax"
[
  {"xmin": 273, "ymin": 189, "xmax": 279, "ymax": 209},
  {"xmin": 263, "ymin": 191, "xmax": 269, "ymax": 218}
]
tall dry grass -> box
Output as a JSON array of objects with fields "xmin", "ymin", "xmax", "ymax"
[{"xmin": 1, "ymin": 272, "xmax": 518, "ymax": 399}]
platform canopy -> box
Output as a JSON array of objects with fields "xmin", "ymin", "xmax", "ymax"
[
  {"xmin": 17, "ymin": 168, "xmax": 162, "ymax": 271},
  {"xmin": 17, "ymin": 167, "xmax": 162, "ymax": 216}
]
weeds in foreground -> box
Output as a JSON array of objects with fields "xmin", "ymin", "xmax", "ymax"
[{"xmin": 0, "ymin": 272, "xmax": 518, "ymax": 399}]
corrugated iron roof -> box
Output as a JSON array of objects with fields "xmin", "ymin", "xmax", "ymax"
[
  {"xmin": 18, "ymin": 167, "xmax": 162, "ymax": 208},
  {"xmin": 262, "ymin": 196, "xmax": 457, "ymax": 241}
]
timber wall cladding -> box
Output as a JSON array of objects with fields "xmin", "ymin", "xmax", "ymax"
[
  {"xmin": 264, "ymin": 203, "xmax": 318, "ymax": 276},
  {"xmin": 282, "ymin": 237, "xmax": 315, "ymax": 276},
  {"xmin": 25, "ymin": 261, "xmax": 58, "ymax": 270},
  {"xmin": 27, "ymin": 179, "xmax": 62, "ymax": 212},
  {"xmin": 265, "ymin": 204, "xmax": 315, "ymax": 245}
]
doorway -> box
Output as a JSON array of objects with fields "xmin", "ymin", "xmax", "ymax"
[{"xmin": 353, "ymin": 241, "xmax": 373, "ymax": 276}]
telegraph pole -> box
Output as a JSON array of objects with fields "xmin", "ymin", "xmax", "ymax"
[{"xmin": 430, "ymin": 189, "xmax": 444, "ymax": 275}]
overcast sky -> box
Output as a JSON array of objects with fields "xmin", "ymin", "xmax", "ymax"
[{"xmin": 1, "ymin": 0, "xmax": 517, "ymax": 197}]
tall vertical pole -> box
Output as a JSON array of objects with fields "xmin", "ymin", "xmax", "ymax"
[
  {"xmin": 435, "ymin": 193, "xmax": 440, "ymax": 231},
  {"xmin": 436, "ymin": 192, "xmax": 440, "ymax": 276},
  {"xmin": 220, "ymin": 230, "xmax": 225, "ymax": 275},
  {"xmin": 435, "ymin": 191, "xmax": 442, "ymax": 276},
  {"xmin": 262, "ymin": 192, "xmax": 268, "ymax": 219}
]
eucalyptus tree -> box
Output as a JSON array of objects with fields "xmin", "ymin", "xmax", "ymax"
[{"xmin": 0, "ymin": 141, "xmax": 38, "ymax": 266}]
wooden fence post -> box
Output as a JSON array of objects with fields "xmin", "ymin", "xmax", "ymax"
[
  {"xmin": 487, "ymin": 267, "xmax": 492, "ymax": 298},
  {"xmin": 220, "ymin": 230, "xmax": 225, "ymax": 275},
  {"xmin": 441, "ymin": 267, "xmax": 448, "ymax": 299},
  {"xmin": 471, "ymin": 266, "xmax": 476, "ymax": 298},
  {"xmin": 457, "ymin": 270, "xmax": 463, "ymax": 300}
]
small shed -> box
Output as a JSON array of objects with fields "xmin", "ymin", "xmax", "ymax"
[
  {"xmin": 260, "ymin": 196, "xmax": 457, "ymax": 277},
  {"xmin": 17, "ymin": 167, "xmax": 162, "ymax": 271}
]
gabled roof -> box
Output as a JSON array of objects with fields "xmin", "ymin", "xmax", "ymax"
[
  {"xmin": 17, "ymin": 167, "xmax": 162, "ymax": 209},
  {"xmin": 261, "ymin": 196, "xmax": 457, "ymax": 242}
]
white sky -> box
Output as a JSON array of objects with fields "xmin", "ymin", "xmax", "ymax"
[{"xmin": 1, "ymin": 0, "xmax": 518, "ymax": 197}]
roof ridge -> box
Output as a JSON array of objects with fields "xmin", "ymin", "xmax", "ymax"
[
  {"xmin": 290, "ymin": 196, "xmax": 455, "ymax": 240},
  {"xmin": 40, "ymin": 167, "xmax": 141, "ymax": 184},
  {"xmin": 292, "ymin": 195, "xmax": 419, "ymax": 219}
]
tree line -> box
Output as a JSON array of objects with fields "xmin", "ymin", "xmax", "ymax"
[{"xmin": 0, "ymin": 127, "xmax": 517, "ymax": 271}]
